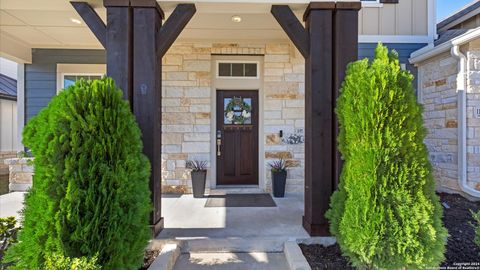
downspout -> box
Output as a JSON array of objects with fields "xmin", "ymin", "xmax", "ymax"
[{"xmin": 451, "ymin": 45, "xmax": 480, "ymax": 198}]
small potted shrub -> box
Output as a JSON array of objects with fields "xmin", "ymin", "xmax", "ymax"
[
  {"xmin": 186, "ymin": 160, "xmax": 208, "ymax": 198},
  {"xmin": 269, "ymin": 159, "xmax": 290, "ymax": 198}
]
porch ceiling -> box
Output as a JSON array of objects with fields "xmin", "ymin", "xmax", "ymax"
[{"xmin": 0, "ymin": 0, "xmax": 306, "ymax": 54}]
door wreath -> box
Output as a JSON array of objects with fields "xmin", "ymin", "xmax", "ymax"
[{"xmin": 225, "ymin": 97, "xmax": 252, "ymax": 124}]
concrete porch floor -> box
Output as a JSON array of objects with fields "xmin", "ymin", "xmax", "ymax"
[{"xmin": 157, "ymin": 193, "xmax": 309, "ymax": 240}]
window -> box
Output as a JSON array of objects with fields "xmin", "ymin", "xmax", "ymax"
[
  {"xmin": 62, "ymin": 74, "xmax": 103, "ymax": 88},
  {"xmin": 56, "ymin": 64, "xmax": 106, "ymax": 93},
  {"xmin": 217, "ymin": 61, "xmax": 259, "ymax": 78}
]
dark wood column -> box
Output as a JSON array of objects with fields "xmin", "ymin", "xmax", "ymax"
[
  {"xmin": 104, "ymin": 1, "xmax": 133, "ymax": 103},
  {"xmin": 272, "ymin": 2, "xmax": 360, "ymax": 236},
  {"xmin": 131, "ymin": 1, "xmax": 164, "ymax": 236},
  {"xmin": 303, "ymin": 2, "xmax": 334, "ymax": 236},
  {"xmin": 333, "ymin": 3, "xmax": 360, "ymax": 190},
  {"xmin": 72, "ymin": 0, "xmax": 195, "ymax": 237}
]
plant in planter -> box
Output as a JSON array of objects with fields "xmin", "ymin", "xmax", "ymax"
[
  {"xmin": 269, "ymin": 159, "xmax": 290, "ymax": 198},
  {"xmin": 186, "ymin": 160, "xmax": 208, "ymax": 198}
]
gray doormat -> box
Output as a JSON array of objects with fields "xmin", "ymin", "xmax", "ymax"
[{"xmin": 205, "ymin": 194, "xmax": 277, "ymax": 207}]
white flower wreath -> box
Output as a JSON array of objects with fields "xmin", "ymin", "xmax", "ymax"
[{"xmin": 225, "ymin": 97, "xmax": 252, "ymax": 124}]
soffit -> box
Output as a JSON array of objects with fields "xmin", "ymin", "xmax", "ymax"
[{"xmin": 0, "ymin": 0, "xmax": 305, "ymax": 49}]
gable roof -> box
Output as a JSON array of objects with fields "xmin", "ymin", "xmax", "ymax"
[
  {"xmin": 434, "ymin": 29, "xmax": 470, "ymax": 47},
  {"xmin": 0, "ymin": 73, "xmax": 17, "ymax": 101},
  {"xmin": 410, "ymin": 27, "xmax": 480, "ymax": 64},
  {"xmin": 437, "ymin": 1, "xmax": 480, "ymax": 33}
]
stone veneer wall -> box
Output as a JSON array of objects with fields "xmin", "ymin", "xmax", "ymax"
[
  {"xmin": 0, "ymin": 151, "xmax": 16, "ymax": 175},
  {"xmin": 4, "ymin": 158, "xmax": 33, "ymax": 192},
  {"xmin": 418, "ymin": 41, "xmax": 480, "ymax": 194},
  {"xmin": 161, "ymin": 42, "xmax": 305, "ymax": 194},
  {"xmin": 418, "ymin": 51, "xmax": 460, "ymax": 192},
  {"xmin": 466, "ymin": 40, "xmax": 480, "ymax": 190},
  {"xmin": 263, "ymin": 44, "xmax": 305, "ymax": 193}
]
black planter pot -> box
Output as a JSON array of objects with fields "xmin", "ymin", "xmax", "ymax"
[
  {"xmin": 272, "ymin": 170, "xmax": 287, "ymax": 198},
  {"xmin": 191, "ymin": 170, "xmax": 207, "ymax": 198}
]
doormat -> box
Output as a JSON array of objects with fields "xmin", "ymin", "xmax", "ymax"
[{"xmin": 205, "ymin": 194, "xmax": 276, "ymax": 207}]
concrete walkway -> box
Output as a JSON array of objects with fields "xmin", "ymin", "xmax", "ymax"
[
  {"xmin": 158, "ymin": 193, "xmax": 309, "ymax": 239},
  {"xmin": 173, "ymin": 252, "xmax": 289, "ymax": 270}
]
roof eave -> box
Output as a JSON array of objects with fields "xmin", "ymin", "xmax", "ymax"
[
  {"xmin": 0, "ymin": 93, "xmax": 17, "ymax": 101},
  {"xmin": 410, "ymin": 27, "xmax": 480, "ymax": 64},
  {"xmin": 437, "ymin": 1, "xmax": 480, "ymax": 33}
]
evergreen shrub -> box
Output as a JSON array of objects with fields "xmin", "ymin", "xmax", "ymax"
[
  {"xmin": 44, "ymin": 253, "xmax": 100, "ymax": 270},
  {"xmin": 5, "ymin": 78, "xmax": 151, "ymax": 269},
  {"xmin": 326, "ymin": 44, "xmax": 448, "ymax": 269}
]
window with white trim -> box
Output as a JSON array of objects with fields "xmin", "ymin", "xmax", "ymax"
[
  {"xmin": 217, "ymin": 61, "xmax": 259, "ymax": 78},
  {"xmin": 62, "ymin": 74, "xmax": 103, "ymax": 88},
  {"xmin": 56, "ymin": 64, "xmax": 106, "ymax": 93}
]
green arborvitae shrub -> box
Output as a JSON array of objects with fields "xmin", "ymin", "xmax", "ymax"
[
  {"xmin": 44, "ymin": 253, "xmax": 101, "ymax": 270},
  {"xmin": 4, "ymin": 77, "xmax": 151, "ymax": 269},
  {"xmin": 326, "ymin": 44, "xmax": 448, "ymax": 269}
]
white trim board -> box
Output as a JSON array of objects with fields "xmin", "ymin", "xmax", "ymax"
[
  {"xmin": 359, "ymin": 35, "xmax": 433, "ymax": 44},
  {"xmin": 210, "ymin": 55, "xmax": 265, "ymax": 190}
]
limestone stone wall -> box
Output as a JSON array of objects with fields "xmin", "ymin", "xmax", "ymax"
[
  {"xmin": 263, "ymin": 44, "xmax": 305, "ymax": 193},
  {"xmin": 4, "ymin": 157, "xmax": 33, "ymax": 192},
  {"xmin": 0, "ymin": 151, "xmax": 16, "ymax": 175},
  {"xmin": 161, "ymin": 42, "xmax": 305, "ymax": 194},
  {"xmin": 418, "ymin": 51, "xmax": 460, "ymax": 192},
  {"xmin": 161, "ymin": 43, "xmax": 213, "ymax": 194},
  {"xmin": 466, "ymin": 40, "xmax": 480, "ymax": 190},
  {"xmin": 418, "ymin": 42, "xmax": 480, "ymax": 194}
]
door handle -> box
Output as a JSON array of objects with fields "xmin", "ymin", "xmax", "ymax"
[
  {"xmin": 217, "ymin": 139, "xmax": 222, "ymax": 156},
  {"xmin": 216, "ymin": 130, "xmax": 222, "ymax": 156}
]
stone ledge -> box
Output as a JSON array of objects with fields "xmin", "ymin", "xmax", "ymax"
[
  {"xmin": 4, "ymin": 158, "xmax": 33, "ymax": 165},
  {"xmin": 148, "ymin": 243, "xmax": 180, "ymax": 270},
  {"xmin": 284, "ymin": 241, "xmax": 311, "ymax": 270},
  {"xmin": 9, "ymin": 183, "xmax": 31, "ymax": 192}
]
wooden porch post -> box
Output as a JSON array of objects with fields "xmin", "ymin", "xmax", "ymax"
[
  {"xmin": 131, "ymin": 1, "xmax": 164, "ymax": 236},
  {"xmin": 103, "ymin": 1, "xmax": 133, "ymax": 103},
  {"xmin": 272, "ymin": 2, "xmax": 360, "ymax": 236},
  {"xmin": 72, "ymin": 0, "xmax": 195, "ymax": 237},
  {"xmin": 333, "ymin": 3, "xmax": 360, "ymax": 190}
]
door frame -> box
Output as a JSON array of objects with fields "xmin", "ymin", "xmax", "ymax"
[{"xmin": 210, "ymin": 55, "xmax": 265, "ymax": 190}]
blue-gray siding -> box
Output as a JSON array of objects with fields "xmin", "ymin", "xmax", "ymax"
[
  {"xmin": 25, "ymin": 49, "xmax": 105, "ymax": 121},
  {"xmin": 25, "ymin": 43, "xmax": 425, "ymax": 122}
]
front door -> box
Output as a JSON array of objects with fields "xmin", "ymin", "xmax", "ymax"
[{"xmin": 216, "ymin": 90, "xmax": 259, "ymax": 185}]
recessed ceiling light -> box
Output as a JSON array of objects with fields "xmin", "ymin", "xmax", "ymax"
[
  {"xmin": 231, "ymin": 15, "xmax": 242, "ymax": 23},
  {"xmin": 70, "ymin": 18, "xmax": 82, "ymax": 24}
]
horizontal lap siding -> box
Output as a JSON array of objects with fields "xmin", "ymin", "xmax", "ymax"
[
  {"xmin": 359, "ymin": 43, "xmax": 426, "ymax": 89},
  {"xmin": 25, "ymin": 49, "xmax": 105, "ymax": 122}
]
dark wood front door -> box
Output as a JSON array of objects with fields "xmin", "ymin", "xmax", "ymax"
[{"xmin": 216, "ymin": 90, "xmax": 259, "ymax": 185}]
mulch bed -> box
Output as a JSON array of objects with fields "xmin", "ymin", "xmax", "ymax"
[
  {"xmin": 441, "ymin": 193, "xmax": 480, "ymax": 266},
  {"xmin": 139, "ymin": 249, "xmax": 160, "ymax": 270},
  {"xmin": 300, "ymin": 243, "xmax": 354, "ymax": 270},
  {"xmin": 300, "ymin": 193, "xmax": 480, "ymax": 269}
]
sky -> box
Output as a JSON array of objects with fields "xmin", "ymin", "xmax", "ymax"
[{"xmin": 437, "ymin": 0, "xmax": 477, "ymax": 22}]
